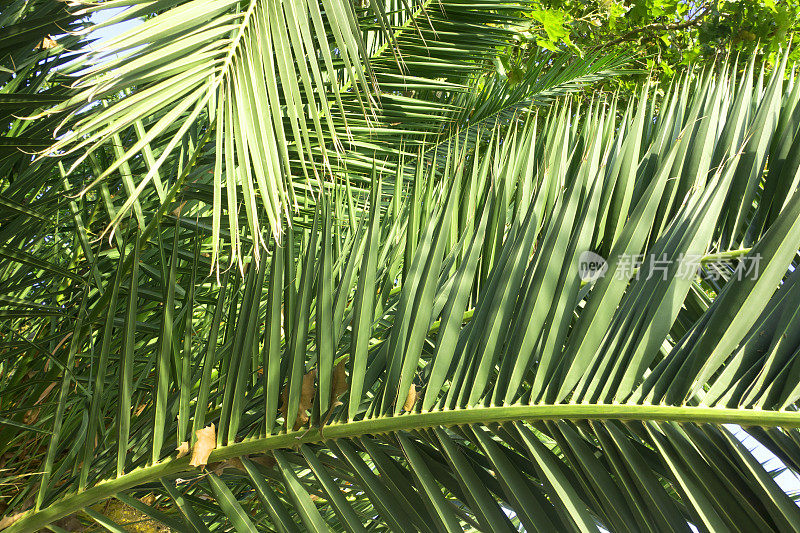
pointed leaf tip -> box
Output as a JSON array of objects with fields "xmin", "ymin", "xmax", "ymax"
[{"xmin": 403, "ymin": 384, "xmax": 417, "ymax": 412}]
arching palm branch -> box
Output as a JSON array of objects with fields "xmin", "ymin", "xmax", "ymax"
[
  {"xmin": 9, "ymin": 0, "xmax": 627, "ymax": 266},
  {"xmin": 4, "ymin": 39, "xmax": 800, "ymax": 531}
]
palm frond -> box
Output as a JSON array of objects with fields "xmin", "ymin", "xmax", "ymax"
[
  {"xmin": 5, "ymin": 52, "xmax": 800, "ymax": 532},
  {"xmin": 17, "ymin": 0, "xmax": 634, "ymax": 271}
]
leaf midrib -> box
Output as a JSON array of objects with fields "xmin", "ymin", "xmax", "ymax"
[{"xmin": 7, "ymin": 404, "xmax": 799, "ymax": 533}]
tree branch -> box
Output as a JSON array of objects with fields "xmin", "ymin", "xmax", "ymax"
[{"xmin": 591, "ymin": 4, "xmax": 711, "ymax": 52}]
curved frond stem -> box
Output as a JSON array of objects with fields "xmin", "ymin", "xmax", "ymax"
[{"xmin": 6, "ymin": 404, "xmax": 800, "ymax": 533}]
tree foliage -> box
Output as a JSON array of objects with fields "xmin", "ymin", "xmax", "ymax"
[
  {"xmin": 509, "ymin": 0, "xmax": 800, "ymax": 82},
  {"xmin": 3, "ymin": 0, "xmax": 800, "ymax": 531}
]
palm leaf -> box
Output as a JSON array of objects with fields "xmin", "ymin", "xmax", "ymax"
[
  {"xmin": 5, "ymin": 56, "xmax": 800, "ymax": 532},
  {"xmin": 21, "ymin": 0, "xmax": 630, "ymax": 271}
]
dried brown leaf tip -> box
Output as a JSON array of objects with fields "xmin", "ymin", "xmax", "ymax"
[
  {"xmin": 38, "ymin": 36, "xmax": 57, "ymax": 50},
  {"xmin": 279, "ymin": 369, "xmax": 317, "ymax": 430},
  {"xmin": 0, "ymin": 512, "xmax": 25, "ymax": 530},
  {"xmin": 189, "ymin": 424, "xmax": 216, "ymax": 468},
  {"xmin": 297, "ymin": 369, "xmax": 317, "ymax": 429},
  {"xmin": 331, "ymin": 357, "xmax": 349, "ymax": 402},
  {"xmin": 279, "ymin": 382, "xmax": 289, "ymax": 418},
  {"xmin": 403, "ymin": 384, "xmax": 417, "ymax": 412},
  {"xmin": 176, "ymin": 441, "xmax": 189, "ymax": 459}
]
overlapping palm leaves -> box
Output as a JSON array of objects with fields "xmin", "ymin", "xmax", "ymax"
[
  {"xmin": 0, "ymin": 0, "xmax": 82, "ymax": 179},
  {"xmin": 4, "ymin": 48, "xmax": 800, "ymax": 531},
  {"xmin": 19, "ymin": 0, "xmax": 631, "ymax": 267}
]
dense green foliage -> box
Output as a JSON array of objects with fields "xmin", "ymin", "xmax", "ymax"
[
  {"xmin": 3, "ymin": 0, "xmax": 800, "ymax": 531},
  {"xmin": 514, "ymin": 0, "xmax": 800, "ymax": 79}
]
